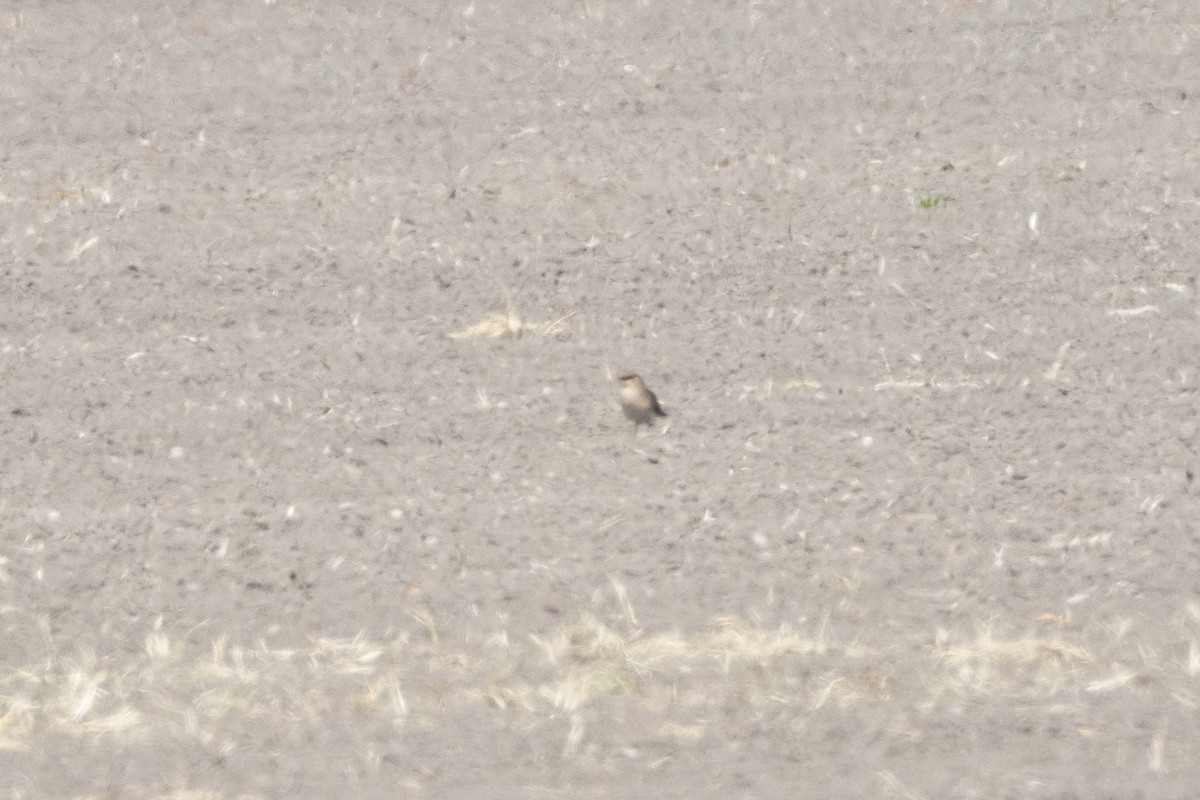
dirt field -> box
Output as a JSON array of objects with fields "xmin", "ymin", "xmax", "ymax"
[{"xmin": 3, "ymin": 1, "xmax": 1200, "ymax": 797}]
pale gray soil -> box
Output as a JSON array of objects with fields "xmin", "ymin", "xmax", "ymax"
[{"xmin": 3, "ymin": 2, "xmax": 1200, "ymax": 798}]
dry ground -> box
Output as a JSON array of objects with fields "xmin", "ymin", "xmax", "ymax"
[{"xmin": 3, "ymin": 1, "xmax": 1200, "ymax": 798}]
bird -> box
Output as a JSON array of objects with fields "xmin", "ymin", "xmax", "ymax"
[{"xmin": 618, "ymin": 374, "xmax": 668, "ymax": 427}]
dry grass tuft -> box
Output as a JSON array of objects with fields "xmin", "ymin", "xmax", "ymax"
[
  {"xmin": 533, "ymin": 610, "xmax": 848, "ymax": 714},
  {"xmin": 448, "ymin": 306, "xmax": 576, "ymax": 340},
  {"xmin": 535, "ymin": 616, "xmax": 650, "ymax": 712},
  {"xmin": 928, "ymin": 625, "xmax": 1093, "ymax": 704}
]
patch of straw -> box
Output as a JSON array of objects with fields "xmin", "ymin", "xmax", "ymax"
[
  {"xmin": 930, "ymin": 626, "xmax": 1091, "ymax": 702},
  {"xmin": 448, "ymin": 306, "xmax": 576, "ymax": 340}
]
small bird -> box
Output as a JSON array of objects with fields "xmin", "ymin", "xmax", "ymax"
[{"xmin": 618, "ymin": 374, "xmax": 668, "ymax": 427}]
